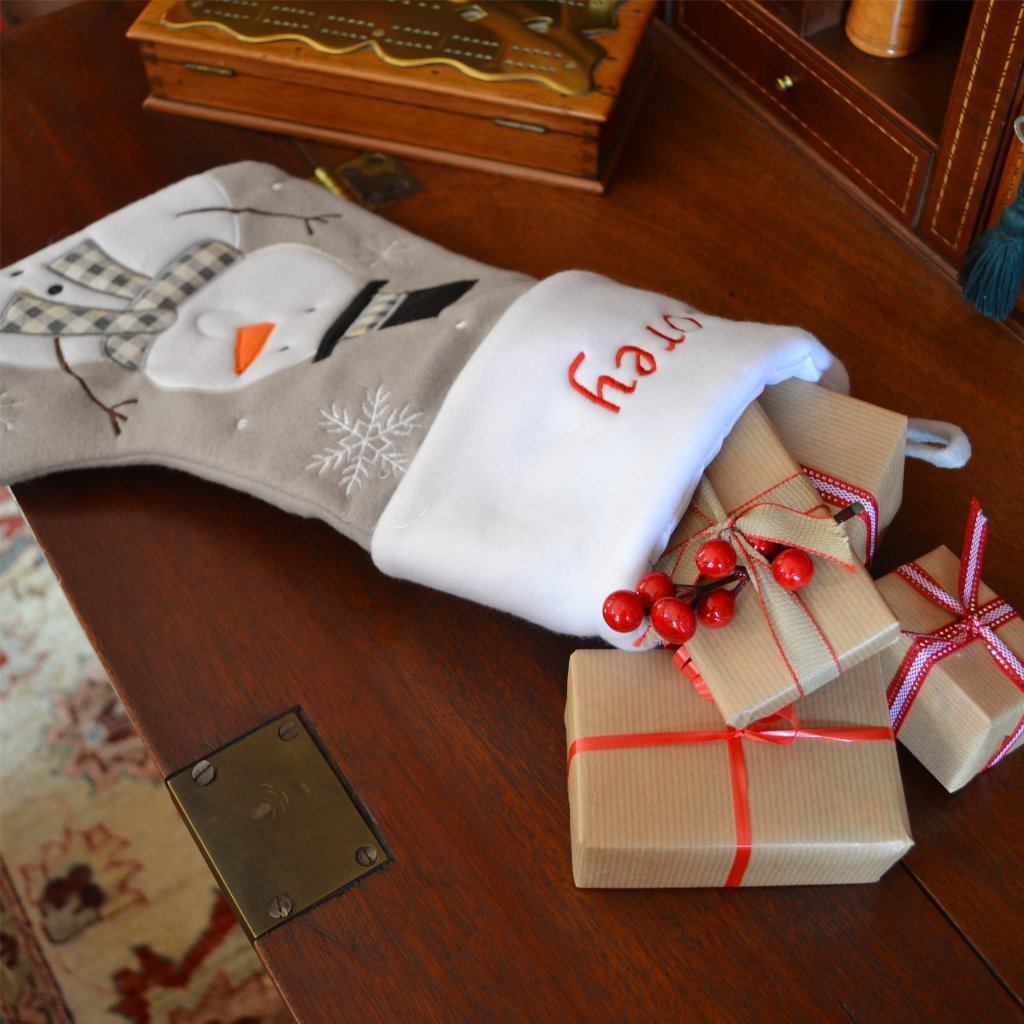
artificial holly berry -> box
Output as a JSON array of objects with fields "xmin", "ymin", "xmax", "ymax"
[
  {"xmin": 747, "ymin": 536, "xmax": 781, "ymax": 560},
  {"xmin": 695, "ymin": 539, "xmax": 736, "ymax": 579},
  {"xmin": 636, "ymin": 571, "xmax": 675, "ymax": 610},
  {"xmin": 602, "ymin": 589, "xmax": 646, "ymax": 633},
  {"xmin": 650, "ymin": 596, "xmax": 697, "ymax": 645},
  {"xmin": 771, "ymin": 548, "xmax": 814, "ymax": 591},
  {"xmin": 696, "ymin": 588, "xmax": 736, "ymax": 628}
]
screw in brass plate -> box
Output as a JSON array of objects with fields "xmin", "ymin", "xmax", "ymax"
[
  {"xmin": 355, "ymin": 845, "xmax": 379, "ymax": 867},
  {"xmin": 267, "ymin": 894, "xmax": 292, "ymax": 920},
  {"xmin": 277, "ymin": 720, "xmax": 299, "ymax": 742},
  {"xmin": 191, "ymin": 760, "xmax": 216, "ymax": 786}
]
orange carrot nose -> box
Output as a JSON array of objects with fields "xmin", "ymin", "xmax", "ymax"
[{"xmin": 235, "ymin": 322, "xmax": 275, "ymax": 375}]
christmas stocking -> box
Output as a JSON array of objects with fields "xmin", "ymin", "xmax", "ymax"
[{"xmin": 0, "ymin": 161, "xmax": 846, "ymax": 647}]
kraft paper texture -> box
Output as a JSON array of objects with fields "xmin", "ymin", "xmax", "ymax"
[
  {"xmin": 876, "ymin": 546, "xmax": 1024, "ymax": 792},
  {"xmin": 566, "ymin": 649, "xmax": 913, "ymax": 888},
  {"xmin": 760, "ymin": 380, "xmax": 907, "ymax": 564},
  {"xmin": 666, "ymin": 403, "xmax": 899, "ymax": 727}
]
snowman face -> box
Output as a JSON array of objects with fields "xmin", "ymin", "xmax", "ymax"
[{"xmin": 144, "ymin": 244, "xmax": 364, "ymax": 392}]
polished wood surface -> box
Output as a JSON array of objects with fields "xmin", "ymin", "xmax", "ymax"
[{"xmin": 3, "ymin": 4, "xmax": 1023, "ymax": 1022}]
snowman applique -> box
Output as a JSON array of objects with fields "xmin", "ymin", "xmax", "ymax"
[{"xmin": 0, "ymin": 234, "xmax": 475, "ymax": 428}]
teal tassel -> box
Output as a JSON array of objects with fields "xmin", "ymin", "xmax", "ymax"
[{"xmin": 959, "ymin": 178, "xmax": 1024, "ymax": 320}]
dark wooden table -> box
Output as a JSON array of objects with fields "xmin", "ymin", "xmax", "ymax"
[{"xmin": 3, "ymin": 4, "xmax": 1023, "ymax": 1022}]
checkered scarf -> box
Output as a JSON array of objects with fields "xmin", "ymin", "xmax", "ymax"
[{"xmin": 0, "ymin": 239, "xmax": 242, "ymax": 369}]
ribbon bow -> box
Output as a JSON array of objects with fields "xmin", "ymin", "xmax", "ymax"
[
  {"xmin": 887, "ymin": 499, "xmax": 1024, "ymax": 768},
  {"xmin": 567, "ymin": 706, "xmax": 891, "ymax": 887},
  {"xmin": 657, "ymin": 474, "xmax": 856, "ymax": 696}
]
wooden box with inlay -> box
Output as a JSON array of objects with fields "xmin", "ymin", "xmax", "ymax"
[{"xmin": 129, "ymin": 0, "xmax": 657, "ymax": 192}]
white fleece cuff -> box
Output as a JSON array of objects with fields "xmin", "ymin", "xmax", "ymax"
[{"xmin": 371, "ymin": 270, "xmax": 845, "ymax": 645}]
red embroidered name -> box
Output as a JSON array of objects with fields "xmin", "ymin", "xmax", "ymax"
[{"xmin": 568, "ymin": 314, "xmax": 702, "ymax": 413}]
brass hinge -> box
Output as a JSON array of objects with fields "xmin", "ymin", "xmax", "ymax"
[
  {"xmin": 167, "ymin": 712, "xmax": 389, "ymax": 939},
  {"xmin": 492, "ymin": 117, "xmax": 548, "ymax": 134},
  {"xmin": 184, "ymin": 61, "xmax": 236, "ymax": 76}
]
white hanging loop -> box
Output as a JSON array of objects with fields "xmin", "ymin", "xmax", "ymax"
[{"xmin": 906, "ymin": 418, "xmax": 972, "ymax": 468}]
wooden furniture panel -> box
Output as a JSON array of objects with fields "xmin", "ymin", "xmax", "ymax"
[
  {"xmin": 985, "ymin": 100, "xmax": 1024, "ymax": 318},
  {"xmin": 678, "ymin": 0, "xmax": 931, "ymax": 224},
  {"xmin": 759, "ymin": 0, "xmax": 845, "ymax": 38},
  {"xmin": 918, "ymin": 0, "xmax": 1024, "ymax": 263},
  {"xmin": 15, "ymin": 472, "xmax": 1024, "ymax": 1024},
  {"xmin": 4, "ymin": 6, "xmax": 1024, "ymax": 1021},
  {"xmin": 804, "ymin": 1, "xmax": 972, "ymax": 148},
  {"xmin": 987, "ymin": 116, "xmax": 1024, "ymax": 230}
]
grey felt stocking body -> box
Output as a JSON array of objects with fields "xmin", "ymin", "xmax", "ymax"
[
  {"xmin": 0, "ymin": 162, "xmax": 845, "ymax": 644},
  {"xmin": 0, "ymin": 161, "xmax": 531, "ymax": 547}
]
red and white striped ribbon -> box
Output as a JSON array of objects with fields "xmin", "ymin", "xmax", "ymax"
[
  {"xmin": 885, "ymin": 500, "xmax": 1024, "ymax": 769},
  {"xmin": 801, "ymin": 465, "xmax": 881, "ymax": 566}
]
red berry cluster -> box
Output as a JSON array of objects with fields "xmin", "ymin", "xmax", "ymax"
[
  {"xmin": 602, "ymin": 537, "xmax": 816, "ymax": 646},
  {"xmin": 698, "ymin": 537, "xmax": 816, "ymax": 593}
]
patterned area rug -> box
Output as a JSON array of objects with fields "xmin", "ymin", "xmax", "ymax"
[{"xmin": 0, "ymin": 487, "xmax": 290, "ymax": 1023}]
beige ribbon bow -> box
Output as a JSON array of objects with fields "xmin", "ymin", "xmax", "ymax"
[{"xmin": 658, "ymin": 475, "xmax": 857, "ymax": 694}]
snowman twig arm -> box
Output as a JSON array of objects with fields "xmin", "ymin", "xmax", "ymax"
[
  {"xmin": 176, "ymin": 206, "xmax": 343, "ymax": 237},
  {"xmin": 54, "ymin": 338, "xmax": 137, "ymax": 437}
]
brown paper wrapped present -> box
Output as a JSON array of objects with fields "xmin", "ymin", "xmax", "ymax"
[
  {"xmin": 760, "ymin": 379, "xmax": 907, "ymax": 566},
  {"xmin": 566, "ymin": 649, "xmax": 912, "ymax": 888},
  {"xmin": 652, "ymin": 403, "xmax": 899, "ymax": 727},
  {"xmin": 875, "ymin": 501, "xmax": 1024, "ymax": 792}
]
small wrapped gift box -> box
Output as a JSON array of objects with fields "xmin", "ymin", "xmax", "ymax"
[
  {"xmin": 653, "ymin": 403, "xmax": 899, "ymax": 727},
  {"xmin": 875, "ymin": 501, "xmax": 1024, "ymax": 792},
  {"xmin": 566, "ymin": 649, "xmax": 912, "ymax": 888},
  {"xmin": 760, "ymin": 379, "xmax": 907, "ymax": 566}
]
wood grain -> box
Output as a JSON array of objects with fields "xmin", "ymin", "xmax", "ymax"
[
  {"xmin": 916, "ymin": 0, "xmax": 1024, "ymax": 263},
  {"xmin": 758, "ymin": 0, "xmax": 846, "ymax": 39},
  {"xmin": 678, "ymin": 0, "xmax": 932, "ymax": 224},
  {"xmin": 807, "ymin": 0, "xmax": 971, "ymax": 146},
  {"xmin": 128, "ymin": 0, "xmax": 656, "ymax": 187},
  {"xmin": 3, "ymin": 5, "xmax": 1023, "ymax": 1022}
]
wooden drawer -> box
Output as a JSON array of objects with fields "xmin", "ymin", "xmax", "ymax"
[{"xmin": 679, "ymin": 0, "xmax": 931, "ymax": 224}]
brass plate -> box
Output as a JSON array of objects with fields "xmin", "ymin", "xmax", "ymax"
[
  {"xmin": 334, "ymin": 152, "xmax": 424, "ymax": 209},
  {"xmin": 167, "ymin": 712, "xmax": 388, "ymax": 939},
  {"xmin": 162, "ymin": 0, "xmax": 625, "ymax": 96}
]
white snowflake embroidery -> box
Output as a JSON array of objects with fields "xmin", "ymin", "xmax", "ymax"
[
  {"xmin": 357, "ymin": 236, "xmax": 412, "ymax": 270},
  {"xmin": 0, "ymin": 391, "xmax": 21, "ymax": 433},
  {"xmin": 306, "ymin": 385, "xmax": 425, "ymax": 496}
]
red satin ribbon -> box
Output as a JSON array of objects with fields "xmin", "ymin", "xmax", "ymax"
[
  {"xmin": 567, "ymin": 711, "xmax": 892, "ymax": 887},
  {"xmin": 673, "ymin": 646, "xmax": 713, "ymax": 700}
]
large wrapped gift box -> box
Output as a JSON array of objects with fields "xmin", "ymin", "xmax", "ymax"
[
  {"xmin": 875, "ymin": 508, "xmax": 1024, "ymax": 791},
  {"xmin": 760, "ymin": 379, "xmax": 907, "ymax": 566},
  {"xmin": 566, "ymin": 649, "xmax": 913, "ymax": 888},
  {"xmin": 653, "ymin": 402, "xmax": 899, "ymax": 727}
]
